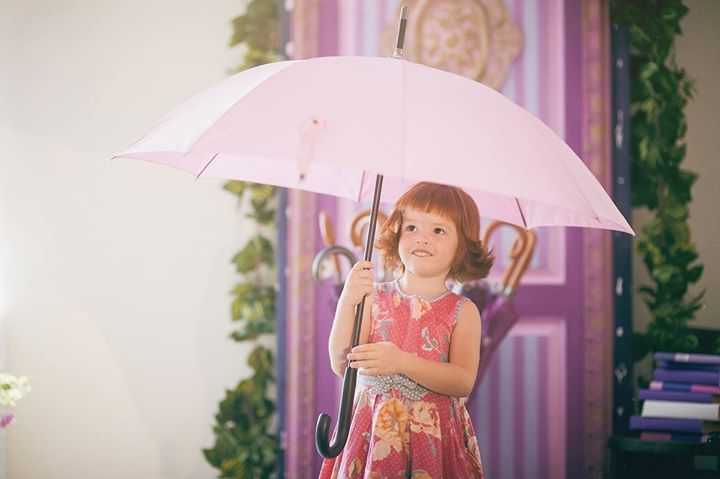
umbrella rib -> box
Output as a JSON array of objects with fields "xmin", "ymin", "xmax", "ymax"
[
  {"xmin": 532, "ymin": 119, "xmax": 602, "ymax": 223},
  {"xmin": 196, "ymin": 152, "xmax": 219, "ymax": 179},
  {"xmin": 183, "ymin": 62, "xmax": 296, "ymax": 156},
  {"xmin": 514, "ymin": 197, "xmax": 528, "ymax": 229},
  {"xmin": 358, "ymin": 169, "xmax": 366, "ymax": 202}
]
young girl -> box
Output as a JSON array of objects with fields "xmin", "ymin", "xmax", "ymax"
[{"xmin": 320, "ymin": 182, "xmax": 494, "ymax": 479}]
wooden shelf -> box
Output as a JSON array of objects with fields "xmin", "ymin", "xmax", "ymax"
[{"xmin": 608, "ymin": 436, "xmax": 720, "ymax": 479}]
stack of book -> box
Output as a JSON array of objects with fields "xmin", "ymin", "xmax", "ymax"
[{"xmin": 629, "ymin": 351, "xmax": 720, "ymax": 443}]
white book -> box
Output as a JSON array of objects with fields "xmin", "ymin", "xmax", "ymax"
[{"xmin": 641, "ymin": 400, "xmax": 720, "ymax": 421}]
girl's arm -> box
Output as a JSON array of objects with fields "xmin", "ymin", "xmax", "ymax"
[
  {"xmin": 348, "ymin": 299, "xmax": 481, "ymax": 397},
  {"xmin": 328, "ymin": 261, "xmax": 375, "ymax": 378}
]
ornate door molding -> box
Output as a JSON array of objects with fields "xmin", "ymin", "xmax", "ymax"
[
  {"xmin": 284, "ymin": 1, "xmax": 321, "ymax": 477},
  {"xmin": 381, "ymin": 0, "xmax": 522, "ymax": 90},
  {"xmin": 581, "ymin": 0, "xmax": 614, "ymax": 477}
]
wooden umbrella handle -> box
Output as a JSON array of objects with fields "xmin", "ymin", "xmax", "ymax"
[
  {"xmin": 482, "ymin": 221, "xmax": 537, "ymax": 295},
  {"xmin": 318, "ymin": 210, "xmax": 343, "ymax": 285},
  {"xmin": 349, "ymin": 210, "xmax": 388, "ymax": 250}
]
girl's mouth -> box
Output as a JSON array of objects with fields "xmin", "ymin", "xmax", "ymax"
[{"xmin": 412, "ymin": 249, "xmax": 432, "ymax": 257}]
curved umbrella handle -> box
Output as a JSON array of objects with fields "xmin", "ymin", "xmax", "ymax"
[
  {"xmin": 315, "ymin": 300, "xmax": 365, "ymax": 458},
  {"xmin": 317, "ymin": 211, "xmax": 343, "ymax": 285},
  {"xmin": 314, "ymin": 174, "xmax": 384, "ymax": 458},
  {"xmin": 311, "ymin": 245, "xmax": 358, "ymax": 286}
]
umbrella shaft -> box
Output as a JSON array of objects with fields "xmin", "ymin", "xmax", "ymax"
[
  {"xmin": 351, "ymin": 174, "xmax": 384, "ymax": 348},
  {"xmin": 363, "ymin": 174, "xmax": 384, "ymax": 262}
]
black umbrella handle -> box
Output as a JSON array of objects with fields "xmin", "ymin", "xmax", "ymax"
[{"xmin": 315, "ymin": 174, "xmax": 384, "ymax": 458}]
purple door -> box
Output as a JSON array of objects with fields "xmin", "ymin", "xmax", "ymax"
[{"xmin": 284, "ymin": 1, "xmax": 615, "ymax": 478}]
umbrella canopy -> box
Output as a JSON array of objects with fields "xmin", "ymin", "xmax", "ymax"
[
  {"xmin": 114, "ymin": 39, "xmax": 634, "ymax": 459},
  {"xmin": 116, "ymin": 55, "xmax": 633, "ymax": 235}
]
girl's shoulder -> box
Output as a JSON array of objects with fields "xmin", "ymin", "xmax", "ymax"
[
  {"xmin": 454, "ymin": 292, "xmax": 479, "ymax": 315},
  {"xmin": 448, "ymin": 293, "xmax": 473, "ymax": 326}
]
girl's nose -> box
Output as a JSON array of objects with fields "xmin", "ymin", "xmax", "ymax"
[{"xmin": 415, "ymin": 236, "xmax": 429, "ymax": 244}]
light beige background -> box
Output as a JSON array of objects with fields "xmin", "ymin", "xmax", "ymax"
[{"xmin": 0, "ymin": 1, "xmax": 260, "ymax": 478}]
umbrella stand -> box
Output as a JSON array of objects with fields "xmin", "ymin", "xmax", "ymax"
[
  {"xmin": 315, "ymin": 174, "xmax": 385, "ymax": 458},
  {"xmin": 315, "ymin": 5, "xmax": 407, "ymax": 460}
]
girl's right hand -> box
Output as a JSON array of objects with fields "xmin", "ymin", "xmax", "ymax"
[{"xmin": 339, "ymin": 260, "xmax": 374, "ymax": 307}]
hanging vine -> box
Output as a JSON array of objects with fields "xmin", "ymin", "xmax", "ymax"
[
  {"xmin": 202, "ymin": 0, "xmax": 281, "ymax": 477},
  {"xmin": 611, "ymin": 0, "xmax": 706, "ymax": 359}
]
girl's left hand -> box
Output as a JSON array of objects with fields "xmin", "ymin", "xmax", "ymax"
[{"xmin": 347, "ymin": 342, "xmax": 407, "ymax": 376}]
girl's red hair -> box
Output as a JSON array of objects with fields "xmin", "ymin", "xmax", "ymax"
[{"xmin": 375, "ymin": 182, "xmax": 494, "ymax": 282}]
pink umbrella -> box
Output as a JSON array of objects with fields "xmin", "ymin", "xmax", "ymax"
[
  {"xmin": 116, "ymin": 54, "xmax": 632, "ymax": 234},
  {"xmin": 114, "ymin": 7, "xmax": 633, "ymax": 459}
]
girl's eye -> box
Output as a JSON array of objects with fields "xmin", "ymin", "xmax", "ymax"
[
  {"xmin": 405, "ymin": 224, "xmax": 416, "ymax": 232},
  {"xmin": 434, "ymin": 227, "xmax": 445, "ymax": 234}
]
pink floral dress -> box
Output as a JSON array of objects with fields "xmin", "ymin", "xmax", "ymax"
[{"xmin": 319, "ymin": 280, "xmax": 484, "ymax": 479}]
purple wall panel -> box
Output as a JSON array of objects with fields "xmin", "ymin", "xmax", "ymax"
[
  {"xmin": 565, "ymin": 0, "xmax": 586, "ymax": 476},
  {"xmin": 313, "ymin": 194, "xmax": 340, "ymax": 476},
  {"xmin": 469, "ymin": 319, "xmax": 567, "ymax": 479}
]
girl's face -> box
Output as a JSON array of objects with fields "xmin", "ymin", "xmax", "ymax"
[{"xmin": 397, "ymin": 208, "xmax": 459, "ymax": 280}]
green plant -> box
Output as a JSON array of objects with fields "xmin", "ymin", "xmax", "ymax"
[
  {"xmin": 229, "ymin": 0, "xmax": 280, "ymax": 73},
  {"xmin": 612, "ymin": 0, "xmax": 705, "ymax": 358},
  {"xmin": 204, "ymin": 347, "xmax": 278, "ymax": 478},
  {"xmin": 202, "ymin": 1, "xmax": 281, "ymax": 477},
  {"xmin": 203, "ymin": 183, "xmax": 279, "ymax": 479}
]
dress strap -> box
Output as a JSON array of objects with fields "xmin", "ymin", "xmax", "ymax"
[{"xmin": 452, "ymin": 295, "xmax": 470, "ymax": 329}]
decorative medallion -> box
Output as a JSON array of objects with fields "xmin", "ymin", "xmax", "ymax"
[{"xmin": 381, "ymin": 0, "xmax": 522, "ymax": 89}]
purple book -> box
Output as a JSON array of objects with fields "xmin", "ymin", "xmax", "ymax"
[
  {"xmin": 653, "ymin": 368, "xmax": 720, "ymax": 386},
  {"xmin": 638, "ymin": 388, "xmax": 716, "ymax": 404},
  {"xmin": 650, "ymin": 381, "xmax": 720, "ymax": 395},
  {"xmin": 657, "ymin": 360, "xmax": 720, "ymax": 372},
  {"xmin": 655, "ymin": 352, "xmax": 720, "ymax": 365},
  {"xmin": 629, "ymin": 415, "xmax": 720, "ymax": 434},
  {"xmin": 640, "ymin": 431, "xmax": 709, "ymax": 443}
]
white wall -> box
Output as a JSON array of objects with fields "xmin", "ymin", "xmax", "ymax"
[
  {"xmin": 632, "ymin": 0, "xmax": 720, "ymax": 332},
  {"xmin": 0, "ymin": 1, "xmax": 260, "ymax": 478}
]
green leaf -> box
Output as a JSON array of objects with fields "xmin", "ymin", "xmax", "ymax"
[
  {"xmin": 249, "ymin": 184, "xmax": 275, "ymax": 202},
  {"xmin": 639, "ymin": 62, "xmax": 658, "ymax": 81},
  {"xmin": 651, "ymin": 264, "xmax": 680, "ymax": 284},
  {"xmin": 230, "ymin": 282, "xmax": 276, "ymax": 323},
  {"xmin": 247, "ymin": 200, "xmax": 276, "ymax": 225},
  {"xmin": 629, "ymin": 24, "xmax": 652, "ymax": 49},
  {"xmin": 713, "ymin": 338, "xmax": 720, "ymax": 355},
  {"xmin": 229, "ymin": 0, "xmax": 278, "ymax": 51},
  {"xmin": 223, "ymin": 180, "xmax": 248, "ymax": 197},
  {"xmin": 232, "ymin": 235, "xmax": 275, "ymax": 273},
  {"xmin": 637, "ymin": 285, "xmax": 657, "ymax": 299},
  {"xmin": 202, "ymin": 448, "xmax": 221, "ymax": 468}
]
